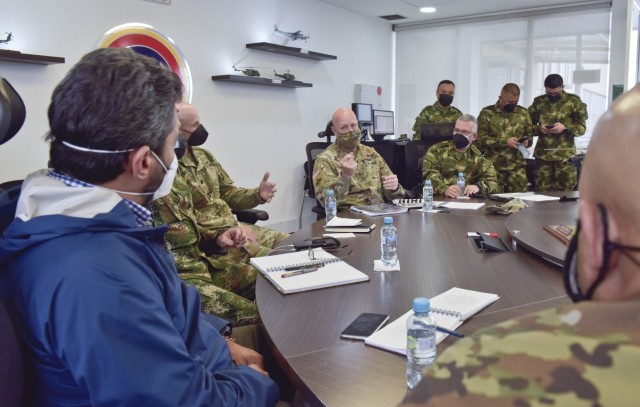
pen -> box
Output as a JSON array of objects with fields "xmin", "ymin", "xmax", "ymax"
[
  {"xmin": 281, "ymin": 266, "xmax": 319, "ymax": 278},
  {"xmin": 437, "ymin": 326, "xmax": 464, "ymax": 338}
]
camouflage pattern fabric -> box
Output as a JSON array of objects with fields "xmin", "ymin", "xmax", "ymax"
[
  {"xmin": 400, "ymin": 301, "xmax": 640, "ymax": 407},
  {"xmin": 535, "ymin": 158, "xmax": 578, "ymax": 192},
  {"xmin": 412, "ymin": 102, "xmax": 462, "ymax": 139},
  {"xmin": 422, "ymin": 141, "xmax": 499, "ymax": 195},
  {"xmin": 312, "ymin": 143, "xmax": 405, "ymax": 209},
  {"xmin": 477, "ymin": 102, "xmax": 532, "ymax": 192},
  {"xmin": 151, "ymin": 147, "xmax": 288, "ymax": 326},
  {"xmin": 529, "ymin": 92, "xmax": 587, "ymax": 191}
]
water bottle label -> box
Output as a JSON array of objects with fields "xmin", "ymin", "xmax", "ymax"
[
  {"xmin": 383, "ymin": 236, "xmax": 397, "ymax": 244},
  {"xmin": 328, "ymin": 202, "xmax": 336, "ymax": 210},
  {"xmin": 417, "ymin": 336, "xmax": 435, "ymax": 351},
  {"xmin": 407, "ymin": 335, "xmax": 417, "ymax": 350}
]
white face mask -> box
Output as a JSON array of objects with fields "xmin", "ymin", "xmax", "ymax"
[{"xmin": 61, "ymin": 140, "xmax": 177, "ymax": 201}]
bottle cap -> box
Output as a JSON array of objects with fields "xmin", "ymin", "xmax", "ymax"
[
  {"xmin": 425, "ymin": 179, "xmax": 432, "ymax": 186},
  {"xmin": 412, "ymin": 297, "xmax": 430, "ymax": 313},
  {"xmin": 383, "ymin": 216, "xmax": 393, "ymax": 224},
  {"xmin": 458, "ymin": 172, "xmax": 463, "ymax": 177},
  {"xmin": 327, "ymin": 189, "xmax": 334, "ymax": 196}
]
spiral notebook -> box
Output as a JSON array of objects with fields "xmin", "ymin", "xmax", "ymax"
[
  {"xmin": 365, "ymin": 287, "xmax": 499, "ymax": 355},
  {"xmin": 250, "ymin": 248, "xmax": 369, "ymax": 294}
]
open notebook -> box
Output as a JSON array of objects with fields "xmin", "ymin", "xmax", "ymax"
[
  {"xmin": 250, "ymin": 248, "xmax": 369, "ymax": 294},
  {"xmin": 365, "ymin": 287, "xmax": 499, "ymax": 355}
]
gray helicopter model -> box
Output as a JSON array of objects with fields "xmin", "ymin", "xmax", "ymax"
[
  {"xmin": 0, "ymin": 32, "xmax": 13, "ymax": 45},
  {"xmin": 233, "ymin": 66, "xmax": 260, "ymax": 77},
  {"xmin": 274, "ymin": 70, "xmax": 295, "ymax": 81}
]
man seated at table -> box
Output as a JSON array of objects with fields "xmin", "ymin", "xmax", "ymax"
[
  {"xmin": 422, "ymin": 114, "xmax": 499, "ymax": 198},
  {"xmin": 400, "ymin": 83, "xmax": 640, "ymax": 406},
  {"xmin": 313, "ymin": 107, "xmax": 405, "ymax": 209},
  {"xmin": 0, "ymin": 48, "xmax": 279, "ymax": 406},
  {"xmin": 151, "ymin": 102, "xmax": 289, "ymax": 327}
]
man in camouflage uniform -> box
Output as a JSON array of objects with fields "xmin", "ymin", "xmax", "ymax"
[
  {"xmin": 313, "ymin": 108, "xmax": 404, "ymax": 209},
  {"xmin": 412, "ymin": 80, "xmax": 462, "ymax": 139},
  {"xmin": 422, "ymin": 114, "xmax": 499, "ymax": 197},
  {"xmin": 529, "ymin": 74, "xmax": 588, "ymax": 191},
  {"xmin": 477, "ymin": 83, "xmax": 532, "ymax": 192},
  {"xmin": 400, "ymin": 83, "xmax": 640, "ymax": 407},
  {"xmin": 151, "ymin": 103, "xmax": 288, "ymax": 326}
]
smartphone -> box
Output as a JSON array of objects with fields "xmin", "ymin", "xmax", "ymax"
[
  {"xmin": 340, "ymin": 313, "xmax": 389, "ymax": 340},
  {"xmin": 544, "ymin": 124, "xmax": 555, "ymax": 129},
  {"xmin": 293, "ymin": 237, "xmax": 341, "ymax": 251},
  {"xmin": 517, "ymin": 137, "xmax": 529, "ymax": 144}
]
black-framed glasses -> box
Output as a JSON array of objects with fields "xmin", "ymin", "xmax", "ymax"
[{"xmin": 565, "ymin": 204, "xmax": 640, "ymax": 301}]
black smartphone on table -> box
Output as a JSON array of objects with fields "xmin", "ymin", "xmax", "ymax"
[{"xmin": 340, "ymin": 313, "xmax": 389, "ymax": 340}]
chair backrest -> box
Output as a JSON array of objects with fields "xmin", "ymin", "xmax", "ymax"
[
  {"xmin": 0, "ymin": 298, "xmax": 24, "ymax": 407},
  {"xmin": 305, "ymin": 141, "xmax": 331, "ymax": 199},
  {"xmin": 0, "ymin": 76, "xmax": 26, "ymax": 145},
  {"xmin": 404, "ymin": 140, "xmax": 438, "ymax": 198},
  {"xmin": 362, "ymin": 141, "xmax": 397, "ymax": 175}
]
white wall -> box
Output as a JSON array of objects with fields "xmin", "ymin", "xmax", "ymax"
[{"xmin": 0, "ymin": 0, "xmax": 393, "ymax": 232}]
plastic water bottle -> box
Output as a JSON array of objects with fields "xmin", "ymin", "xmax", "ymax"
[
  {"xmin": 380, "ymin": 217, "xmax": 398, "ymax": 267},
  {"xmin": 406, "ymin": 297, "xmax": 437, "ymax": 389},
  {"xmin": 422, "ymin": 180, "xmax": 433, "ymax": 211},
  {"xmin": 456, "ymin": 172, "xmax": 465, "ymax": 197},
  {"xmin": 325, "ymin": 189, "xmax": 337, "ymax": 224}
]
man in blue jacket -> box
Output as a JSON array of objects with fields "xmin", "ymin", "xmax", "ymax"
[{"xmin": 0, "ymin": 48, "xmax": 279, "ymax": 406}]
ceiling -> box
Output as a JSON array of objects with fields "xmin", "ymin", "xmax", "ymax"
[{"xmin": 316, "ymin": 0, "xmax": 608, "ymax": 27}]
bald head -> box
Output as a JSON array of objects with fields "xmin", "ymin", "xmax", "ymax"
[
  {"xmin": 331, "ymin": 108, "xmax": 359, "ymax": 135},
  {"xmin": 581, "ymin": 85, "xmax": 640, "ymax": 217},
  {"xmin": 176, "ymin": 102, "xmax": 200, "ymax": 134}
]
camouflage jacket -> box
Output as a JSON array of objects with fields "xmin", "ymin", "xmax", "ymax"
[
  {"xmin": 313, "ymin": 143, "xmax": 404, "ymax": 209},
  {"xmin": 412, "ymin": 102, "xmax": 462, "ymax": 139},
  {"xmin": 401, "ymin": 301, "xmax": 640, "ymax": 407},
  {"xmin": 476, "ymin": 102, "xmax": 532, "ymax": 170},
  {"xmin": 422, "ymin": 142, "xmax": 499, "ymax": 195},
  {"xmin": 529, "ymin": 92, "xmax": 588, "ymax": 161},
  {"xmin": 150, "ymin": 147, "xmax": 265, "ymax": 273}
]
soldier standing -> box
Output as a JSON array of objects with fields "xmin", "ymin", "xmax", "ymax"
[
  {"xmin": 411, "ymin": 80, "xmax": 462, "ymax": 139},
  {"xmin": 528, "ymin": 74, "xmax": 588, "ymax": 191},
  {"xmin": 477, "ymin": 83, "xmax": 532, "ymax": 193}
]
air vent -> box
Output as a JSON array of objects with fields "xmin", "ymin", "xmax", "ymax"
[{"xmin": 379, "ymin": 14, "xmax": 407, "ymax": 21}]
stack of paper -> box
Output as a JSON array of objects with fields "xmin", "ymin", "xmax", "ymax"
[
  {"xmin": 365, "ymin": 287, "xmax": 499, "ymax": 355},
  {"xmin": 324, "ymin": 216, "xmax": 376, "ymax": 233}
]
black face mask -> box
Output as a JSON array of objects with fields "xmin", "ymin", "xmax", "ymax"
[
  {"xmin": 502, "ymin": 103, "xmax": 516, "ymax": 113},
  {"xmin": 563, "ymin": 205, "xmax": 640, "ymax": 302},
  {"xmin": 438, "ymin": 94, "xmax": 454, "ymax": 107},
  {"xmin": 452, "ymin": 133, "xmax": 470, "ymax": 149},
  {"xmin": 547, "ymin": 94, "xmax": 561, "ymax": 103},
  {"xmin": 174, "ymin": 133, "xmax": 188, "ymax": 160},
  {"xmin": 187, "ymin": 124, "xmax": 209, "ymax": 146}
]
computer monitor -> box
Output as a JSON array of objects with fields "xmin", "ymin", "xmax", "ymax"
[
  {"xmin": 351, "ymin": 103, "xmax": 373, "ymax": 124},
  {"xmin": 372, "ymin": 110, "xmax": 394, "ymax": 136},
  {"xmin": 420, "ymin": 122, "xmax": 455, "ymax": 140}
]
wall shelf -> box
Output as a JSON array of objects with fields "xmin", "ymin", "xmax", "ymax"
[
  {"xmin": 0, "ymin": 50, "xmax": 65, "ymax": 65},
  {"xmin": 212, "ymin": 74, "xmax": 312, "ymax": 88},
  {"xmin": 246, "ymin": 42, "xmax": 336, "ymax": 61}
]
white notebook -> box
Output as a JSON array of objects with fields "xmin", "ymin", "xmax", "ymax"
[
  {"xmin": 250, "ymin": 248, "xmax": 369, "ymax": 294},
  {"xmin": 364, "ymin": 287, "xmax": 500, "ymax": 355}
]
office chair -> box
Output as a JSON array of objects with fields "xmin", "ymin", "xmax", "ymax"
[
  {"xmin": 0, "ymin": 75, "xmax": 26, "ymax": 407},
  {"xmin": 301, "ymin": 141, "xmax": 331, "ymax": 224},
  {"xmin": 404, "ymin": 140, "xmax": 438, "ymax": 198}
]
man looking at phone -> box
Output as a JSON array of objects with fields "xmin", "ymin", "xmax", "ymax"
[
  {"xmin": 528, "ymin": 74, "xmax": 588, "ymax": 191},
  {"xmin": 313, "ymin": 107, "xmax": 405, "ymax": 209}
]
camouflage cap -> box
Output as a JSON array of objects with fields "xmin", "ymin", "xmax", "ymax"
[{"xmin": 485, "ymin": 197, "xmax": 528, "ymax": 215}]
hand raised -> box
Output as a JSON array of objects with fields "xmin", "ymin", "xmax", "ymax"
[{"xmin": 259, "ymin": 171, "xmax": 277, "ymax": 202}]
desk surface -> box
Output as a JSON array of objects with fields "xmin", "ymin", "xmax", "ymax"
[{"xmin": 256, "ymin": 199, "xmax": 576, "ymax": 406}]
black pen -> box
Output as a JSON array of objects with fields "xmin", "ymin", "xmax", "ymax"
[{"xmin": 437, "ymin": 326, "xmax": 464, "ymax": 338}]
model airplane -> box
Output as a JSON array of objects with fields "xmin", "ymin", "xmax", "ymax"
[
  {"xmin": 0, "ymin": 32, "xmax": 13, "ymax": 45},
  {"xmin": 273, "ymin": 25, "xmax": 309, "ymax": 42},
  {"xmin": 233, "ymin": 66, "xmax": 260, "ymax": 77},
  {"xmin": 274, "ymin": 70, "xmax": 295, "ymax": 81}
]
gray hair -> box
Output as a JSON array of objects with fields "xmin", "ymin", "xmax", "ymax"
[{"xmin": 457, "ymin": 114, "xmax": 477, "ymax": 133}]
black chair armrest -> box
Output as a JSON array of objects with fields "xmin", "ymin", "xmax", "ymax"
[{"xmin": 232, "ymin": 209, "xmax": 269, "ymax": 224}]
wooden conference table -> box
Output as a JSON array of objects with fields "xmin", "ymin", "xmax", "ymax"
[{"xmin": 256, "ymin": 197, "xmax": 578, "ymax": 407}]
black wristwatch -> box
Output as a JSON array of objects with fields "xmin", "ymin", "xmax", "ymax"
[{"xmin": 220, "ymin": 323, "xmax": 233, "ymax": 339}]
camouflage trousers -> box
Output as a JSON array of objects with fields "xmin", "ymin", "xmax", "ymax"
[
  {"xmin": 495, "ymin": 166, "xmax": 528, "ymax": 193},
  {"xmin": 535, "ymin": 158, "xmax": 577, "ymax": 192},
  {"xmin": 181, "ymin": 224, "xmax": 288, "ymax": 327}
]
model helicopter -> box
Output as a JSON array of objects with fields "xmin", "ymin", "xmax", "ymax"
[
  {"xmin": 233, "ymin": 66, "xmax": 260, "ymax": 77},
  {"xmin": 273, "ymin": 25, "xmax": 309, "ymax": 42},
  {"xmin": 0, "ymin": 32, "xmax": 13, "ymax": 45},
  {"xmin": 274, "ymin": 70, "xmax": 295, "ymax": 81}
]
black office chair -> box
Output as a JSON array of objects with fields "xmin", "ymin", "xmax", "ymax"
[
  {"xmin": 0, "ymin": 75, "xmax": 26, "ymax": 407},
  {"xmin": 301, "ymin": 141, "xmax": 331, "ymax": 223},
  {"xmin": 404, "ymin": 140, "xmax": 441, "ymax": 198}
]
